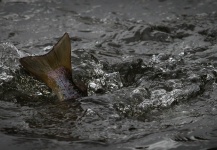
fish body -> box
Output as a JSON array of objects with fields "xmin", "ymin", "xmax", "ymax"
[{"xmin": 19, "ymin": 33, "xmax": 86, "ymax": 101}]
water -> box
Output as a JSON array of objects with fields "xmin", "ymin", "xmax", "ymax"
[{"xmin": 1, "ymin": 0, "xmax": 217, "ymax": 149}]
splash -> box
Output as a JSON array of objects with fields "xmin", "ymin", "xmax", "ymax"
[{"xmin": 0, "ymin": 42, "xmax": 25, "ymax": 83}]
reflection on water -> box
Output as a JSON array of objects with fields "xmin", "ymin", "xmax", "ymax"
[{"xmin": 1, "ymin": 0, "xmax": 217, "ymax": 149}]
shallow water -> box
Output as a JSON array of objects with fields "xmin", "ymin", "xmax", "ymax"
[{"xmin": 1, "ymin": 0, "xmax": 217, "ymax": 149}]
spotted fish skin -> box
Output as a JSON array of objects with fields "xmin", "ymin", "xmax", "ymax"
[
  {"xmin": 47, "ymin": 67, "xmax": 82, "ymax": 100},
  {"xmin": 19, "ymin": 33, "xmax": 87, "ymax": 101}
]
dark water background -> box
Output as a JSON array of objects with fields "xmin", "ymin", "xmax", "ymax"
[{"xmin": 1, "ymin": 0, "xmax": 217, "ymax": 149}]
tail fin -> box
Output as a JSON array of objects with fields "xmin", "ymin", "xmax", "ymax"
[
  {"xmin": 20, "ymin": 33, "xmax": 87, "ymax": 100},
  {"xmin": 19, "ymin": 33, "xmax": 72, "ymax": 92}
]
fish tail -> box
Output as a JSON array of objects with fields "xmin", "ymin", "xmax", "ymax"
[{"xmin": 19, "ymin": 33, "xmax": 85, "ymax": 100}]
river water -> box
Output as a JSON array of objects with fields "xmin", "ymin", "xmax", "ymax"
[{"xmin": 1, "ymin": 0, "xmax": 217, "ymax": 149}]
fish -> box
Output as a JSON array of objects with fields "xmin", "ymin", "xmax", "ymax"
[{"xmin": 19, "ymin": 33, "xmax": 87, "ymax": 101}]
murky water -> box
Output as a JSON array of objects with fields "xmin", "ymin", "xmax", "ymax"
[{"xmin": 1, "ymin": 0, "xmax": 217, "ymax": 149}]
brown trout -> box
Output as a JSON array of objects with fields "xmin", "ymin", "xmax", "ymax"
[{"xmin": 19, "ymin": 33, "xmax": 87, "ymax": 101}]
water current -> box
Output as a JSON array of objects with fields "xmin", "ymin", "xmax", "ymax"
[{"xmin": 1, "ymin": 0, "xmax": 217, "ymax": 149}]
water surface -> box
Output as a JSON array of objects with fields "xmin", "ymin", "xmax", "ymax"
[{"xmin": 1, "ymin": 0, "xmax": 217, "ymax": 149}]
